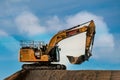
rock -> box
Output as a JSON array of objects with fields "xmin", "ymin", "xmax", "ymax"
[{"xmin": 5, "ymin": 70, "xmax": 120, "ymax": 80}]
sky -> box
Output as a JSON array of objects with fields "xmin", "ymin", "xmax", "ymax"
[{"xmin": 0, "ymin": 0, "xmax": 120, "ymax": 79}]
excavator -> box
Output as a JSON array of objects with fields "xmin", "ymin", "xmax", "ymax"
[{"xmin": 19, "ymin": 20, "xmax": 96, "ymax": 70}]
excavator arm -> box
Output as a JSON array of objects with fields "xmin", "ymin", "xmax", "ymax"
[{"xmin": 48, "ymin": 20, "xmax": 96, "ymax": 64}]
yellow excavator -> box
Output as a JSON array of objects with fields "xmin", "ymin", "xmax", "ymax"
[{"xmin": 19, "ymin": 20, "xmax": 96, "ymax": 70}]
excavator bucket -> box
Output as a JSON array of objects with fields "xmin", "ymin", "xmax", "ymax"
[{"xmin": 67, "ymin": 55, "xmax": 85, "ymax": 64}]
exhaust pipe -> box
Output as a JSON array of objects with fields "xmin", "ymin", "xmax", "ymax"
[{"xmin": 67, "ymin": 55, "xmax": 85, "ymax": 64}]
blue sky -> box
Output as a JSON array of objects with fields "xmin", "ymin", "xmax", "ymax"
[{"xmin": 0, "ymin": 0, "xmax": 120, "ymax": 79}]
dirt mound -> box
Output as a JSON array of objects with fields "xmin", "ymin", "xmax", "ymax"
[{"xmin": 5, "ymin": 70, "xmax": 120, "ymax": 80}]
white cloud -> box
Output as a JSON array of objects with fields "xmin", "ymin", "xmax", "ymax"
[
  {"xmin": 15, "ymin": 11, "xmax": 46, "ymax": 36},
  {"xmin": 46, "ymin": 16, "xmax": 64, "ymax": 31},
  {"xmin": 0, "ymin": 29, "xmax": 8, "ymax": 36}
]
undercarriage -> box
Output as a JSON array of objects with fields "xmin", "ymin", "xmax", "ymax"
[{"xmin": 22, "ymin": 62, "xmax": 66, "ymax": 70}]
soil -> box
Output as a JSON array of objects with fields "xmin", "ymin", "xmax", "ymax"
[{"xmin": 5, "ymin": 70, "xmax": 120, "ymax": 80}]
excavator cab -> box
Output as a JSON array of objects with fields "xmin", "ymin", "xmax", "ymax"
[{"xmin": 49, "ymin": 46, "xmax": 60, "ymax": 62}]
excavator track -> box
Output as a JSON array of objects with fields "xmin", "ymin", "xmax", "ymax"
[{"xmin": 22, "ymin": 63, "xmax": 66, "ymax": 70}]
